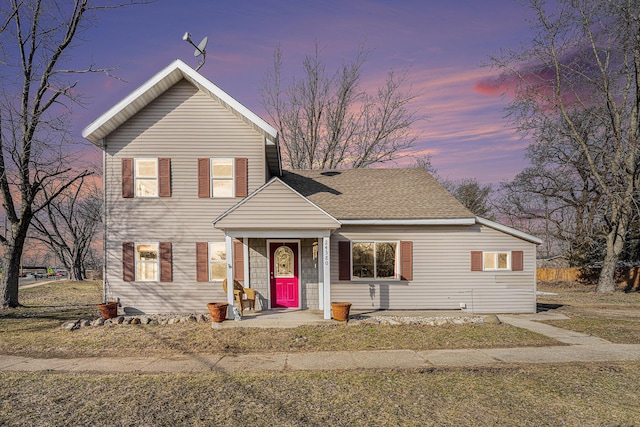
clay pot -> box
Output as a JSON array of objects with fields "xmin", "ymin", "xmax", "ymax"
[
  {"xmin": 331, "ymin": 302, "xmax": 352, "ymax": 322},
  {"xmin": 97, "ymin": 301, "xmax": 118, "ymax": 319},
  {"xmin": 207, "ymin": 302, "xmax": 229, "ymax": 323}
]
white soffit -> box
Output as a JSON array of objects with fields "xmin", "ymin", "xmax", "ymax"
[{"xmin": 82, "ymin": 59, "xmax": 277, "ymax": 146}]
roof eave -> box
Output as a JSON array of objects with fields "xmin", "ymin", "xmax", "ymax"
[
  {"xmin": 475, "ymin": 216, "xmax": 543, "ymax": 245},
  {"xmin": 82, "ymin": 59, "xmax": 278, "ymax": 147},
  {"xmin": 339, "ymin": 218, "xmax": 476, "ymax": 225}
]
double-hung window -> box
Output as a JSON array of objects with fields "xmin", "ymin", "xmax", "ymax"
[
  {"xmin": 135, "ymin": 158, "xmax": 158, "ymax": 197},
  {"xmin": 352, "ymin": 241, "xmax": 399, "ymax": 280},
  {"xmin": 208, "ymin": 242, "xmax": 226, "ymax": 281},
  {"xmin": 211, "ymin": 159, "xmax": 234, "ymax": 198},
  {"xmin": 136, "ymin": 243, "xmax": 159, "ymax": 281},
  {"xmin": 483, "ymin": 251, "xmax": 510, "ymax": 271}
]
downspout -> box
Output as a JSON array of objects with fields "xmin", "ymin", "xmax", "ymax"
[{"xmin": 102, "ymin": 140, "xmax": 107, "ymax": 304}]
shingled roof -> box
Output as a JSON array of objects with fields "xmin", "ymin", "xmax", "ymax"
[{"xmin": 281, "ymin": 168, "xmax": 475, "ymax": 221}]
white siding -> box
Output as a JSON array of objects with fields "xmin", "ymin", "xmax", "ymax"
[
  {"xmin": 104, "ymin": 80, "xmax": 267, "ymax": 314},
  {"xmin": 330, "ymin": 224, "xmax": 537, "ymax": 313}
]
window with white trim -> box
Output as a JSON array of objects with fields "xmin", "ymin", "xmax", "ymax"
[
  {"xmin": 211, "ymin": 158, "xmax": 234, "ymax": 197},
  {"xmin": 483, "ymin": 251, "xmax": 510, "ymax": 271},
  {"xmin": 209, "ymin": 242, "xmax": 226, "ymax": 281},
  {"xmin": 135, "ymin": 158, "xmax": 158, "ymax": 197},
  {"xmin": 136, "ymin": 242, "xmax": 158, "ymax": 281},
  {"xmin": 352, "ymin": 241, "xmax": 398, "ymax": 279}
]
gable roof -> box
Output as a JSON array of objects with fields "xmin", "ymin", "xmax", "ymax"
[
  {"xmin": 475, "ymin": 217, "xmax": 542, "ymax": 245},
  {"xmin": 214, "ymin": 177, "xmax": 340, "ymax": 230},
  {"xmin": 281, "ymin": 168, "xmax": 475, "ymax": 223},
  {"xmin": 82, "ymin": 59, "xmax": 281, "ymax": 175}
]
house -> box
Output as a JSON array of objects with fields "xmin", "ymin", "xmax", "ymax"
[{"xmin": 82, "ymin": 59, "xmax": 541, "ymax": 319}]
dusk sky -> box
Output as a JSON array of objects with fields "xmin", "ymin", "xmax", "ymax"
[{"xmin": 73, "ymin": 0, "xmax": 542, "ymax": 185}]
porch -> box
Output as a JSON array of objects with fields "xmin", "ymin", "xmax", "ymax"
[
  {"xmin": 214, "ymin": 177, "xmax": 343, "ymax": 320},
  {"xmin": 222, "ymin": 235, "xmax": 334, "ymax": 320}
]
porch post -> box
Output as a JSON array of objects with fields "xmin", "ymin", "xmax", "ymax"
[
  {"xmin": 243, "ymin": 237, "xmax": 250, "ymax": 288},
  {"xmin": 225, "ymin": 234, "xmax": 234, "ymax": 315},
  {"xmin": 318, "ymin": 237, "xmax": 323, "ymax": 311},
  {"xmin": 322, "ymin": 236, "xmax": 331, "ymax": 320}
]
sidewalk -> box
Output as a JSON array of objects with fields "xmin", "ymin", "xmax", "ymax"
[{"xmin": 1, "ymin": 311, "xmax": 638, "ymax": 373}]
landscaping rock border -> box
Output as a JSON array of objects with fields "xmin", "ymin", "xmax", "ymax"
[
  {"xmin": 61, "ymin": 313, "xmax": 492, "ymax": 330},
  {"xmin": 347, "ymin": 315, "xmax": 489, "ymax": 326}
]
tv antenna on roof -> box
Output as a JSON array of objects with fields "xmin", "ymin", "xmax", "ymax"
[{"xmin": 182, "ymin": 32, "xmax": 208, "ymax": 71}]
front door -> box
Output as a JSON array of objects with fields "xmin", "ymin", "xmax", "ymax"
[{"xmin": 269, "ymin": 242, "xmax": 299, "ymax": 308}]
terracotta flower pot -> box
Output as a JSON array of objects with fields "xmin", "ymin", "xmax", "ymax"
[
  {"xmin": 207, "ymin": 302, "xmax": 228, "ymax": 323},
  {"xmin": 97, "ymin": 301, "xmax": 118, "ymax": 319},
  {"xmin": 331, "ymin": 302, "xmax": 352, "ymax": 322}
]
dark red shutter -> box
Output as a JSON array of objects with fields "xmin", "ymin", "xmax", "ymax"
[
  {"xmin": 196, "ymin": 242, "xmax": 208, "ymax": 282},
  {"xmin": 235, "ymin": 157, "xmax": 248, "ymax": 197},
  {"xmin": 198, "ymin": 158, "xmax": 210, "ymax": 198},
  {"xmin": 233, "ymin": 239, "xmax": 244, "ymax": 281},
  {"xmin": 122, "ymin": 158, "xmax": 134, "ymax": 198},
  {"xmin": 160, "ymin": 242, "xmax": 172, "ymax": 282},
  {"xmin": 158, "ymin": 158, "xmax": 171, "ymax": 197},
  {"xmin": 400, "ymin": 241, "xmax": 413, "ymax": 281},
  {"xmin": 123, "ymin": 242, "xmax": 135, "ymax": 281},
  {"xmin": 471, "ymin": 251, "xmax": 483, "ymax": 271},
  {"xmin": 338, "ymin": 241, "xmax": 351, "ymax": 280},
  {"xmin": 512, "ymin": 251, "xmax": 524, "ymax": 271}
]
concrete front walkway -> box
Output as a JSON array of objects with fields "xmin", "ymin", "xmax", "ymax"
[{"xmin": 1, "ymin": 311, "xmax": 638, "ymax": 373}]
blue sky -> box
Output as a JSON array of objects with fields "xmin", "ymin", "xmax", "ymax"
[{"xmin": 74, "ymin": 0, "xmax": 540, "ymax": 184}]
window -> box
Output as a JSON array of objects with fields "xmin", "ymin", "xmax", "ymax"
[
  {"xmin": 211, "ymin": 158, "xmax": 234, "ymax": 197},
  {"xmin": 135, "ymin": 158, "xmax": 158, "ymax": 197},
  {"xmin": 208, "ymin": 242, "xmax": 226, "ymax": 281},
  {"xmin": 198, "ymin": 158, "xmax": 248, "ymax": 198},
  {"xmin": 483, "ymin": 251, "xmax": 510, "ymax": 271},
  {"xmin": 136, "ymin": 243, "xmax": 158, "ymax": 281},
  {"xmin": 352, "ymin": 241, "xmax": 398, "ymax": 280},
  {"xmin": 196, "ymin": 241, "xmax": 243, "ymax": 282}
]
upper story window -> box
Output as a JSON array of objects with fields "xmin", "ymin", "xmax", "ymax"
[
  {"xmin": 211, "ymin": 159, "xmax": 234, "ymax": 198},
  {"xmin": 483, "ymin": 251, "xmax": 510, "ymax": 271},
  {"xmin": 352, "ymin": 241, "xmax": 399, "ymax": 280},
  {"xmin": 122, "ymin": 158, "xmax": 171, "ymax": 198},
  {"xmin": 135, "ymin": 159, "xmax": 158, "ymax": 197},
  {"xmin": 198, "ymin": 157, "xmax": 248, "ymax": 199}
]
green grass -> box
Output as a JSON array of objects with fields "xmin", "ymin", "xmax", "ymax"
[{"xmin": 1, "ymin": 363, "xmax": 639, "ymax": 426}]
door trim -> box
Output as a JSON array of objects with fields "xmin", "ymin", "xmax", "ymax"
[{"xmin": 267, "ymin": 239, "xmax": 301, "ymax": 309}]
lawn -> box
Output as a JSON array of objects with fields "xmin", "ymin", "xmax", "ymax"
[
  {"xmin": 1, "ymin": 363, "xmax": 639, "ymax": 426},
  {"xmin": 0, "ymin": 280, "xmax": 557, "ymax": 357},
  {"xmin": 537, "ymin": 282, "xmax": 640, "ymax": 343},
  {"xmin": 2, "ymin": 280, "xmax": 640, "ymax": 426}
]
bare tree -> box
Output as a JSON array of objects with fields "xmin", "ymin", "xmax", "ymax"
[
  {"xmin": 414, "ymin": 155, "xmax": 494, "ymax": 218},
  {"xmin": 443, "ymin": 178, "xmax": 494, "ymax": 219},
  {"xmin": 0, "ymin": 0, "xmax": 141, "ymax": 308},
  {"xmin": 29, "ymin": 176, "xmax": 102, "ymax": 281},
  {"xmin": 497, "ymin": 109, "xmax": 605, "ymax": 264},
  {"xmin": 491, "ymin": 0, "xmax": 640, "ymax": 292},
  {"xmin": 261, "ymin": 42, "xmax": 423, "ymax": 169}
]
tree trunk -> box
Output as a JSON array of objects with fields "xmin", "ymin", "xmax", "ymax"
[
  {"xmin": 1, "ymin": 235, "xmax": 27, "ymax": 308},
  {"xmin": 596, "ymin": 202, "xmax": 630, "ymax": 293},
  {"xmin": 71, "ymin": 256, "xmax": 84, "ymax": 281}
]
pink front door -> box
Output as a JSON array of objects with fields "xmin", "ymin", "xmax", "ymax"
[{"xmin": 269, "ymin": 242, "xmax": 299, "ymax": 308}]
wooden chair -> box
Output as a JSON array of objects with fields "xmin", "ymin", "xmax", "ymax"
[{"xmin": 222, "ymin": 279, "xmax": 256, "ymax": 315}]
